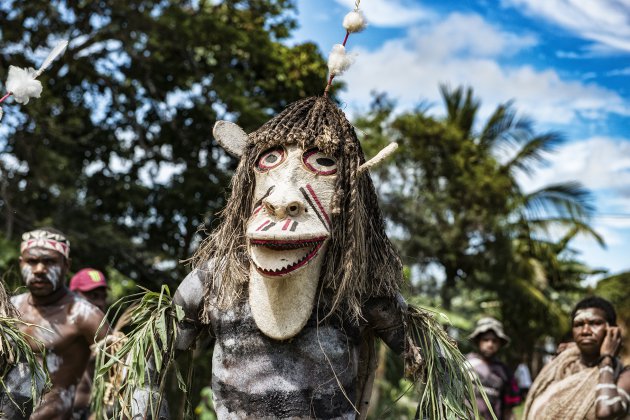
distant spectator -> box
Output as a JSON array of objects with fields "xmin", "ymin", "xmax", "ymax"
[
  {"xmin": 70, "ymin": 268, "xmax": 109, "ymax": 420},
  {"xmin": 523, "ymin": 296, "xmax": 630, "ymax": 419},
  {"xmin": 467, "ymin": 317, "xmax": 520, "ymax": 420},
  {"xmin": 70, "ymin": 268, "xmax": 108, "ymax": 312}
]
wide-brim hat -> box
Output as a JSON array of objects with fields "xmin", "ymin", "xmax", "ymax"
[{"xmin": 468, "ymin": 317, "xmax": 510, "ymax": 345}]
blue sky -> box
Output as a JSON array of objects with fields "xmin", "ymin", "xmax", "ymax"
[{"xmin": 291, "ymin": 0, "xmax": 630, "ymax": 279}]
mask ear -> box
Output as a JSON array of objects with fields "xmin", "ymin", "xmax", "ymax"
[{"xmin": 213, "ymin": 121, "xmax": 248, "ymax": 158}]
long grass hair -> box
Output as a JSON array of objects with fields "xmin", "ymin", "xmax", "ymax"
[
  {"xmin": 0, "ymin": 281, "xmax": 16, "ymax": 318},
  {"xmin": 193, "ymin": 96, "xmax": 402, "ymax": 322}
]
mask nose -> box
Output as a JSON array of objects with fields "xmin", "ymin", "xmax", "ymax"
[{"xmin": 263, "ymin": 194, "xmax": 306, "ymax": 220}]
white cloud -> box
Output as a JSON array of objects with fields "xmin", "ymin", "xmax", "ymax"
[
  {"xmin": 607, "ymin": 67, "xmax": 630, "ymax": 76},
  {"xmin": 519, "ymin": 136, "xmax": 630, "ymax": 196},
  {"xmin": 502, "ymin": 0, "xmax": 630, "ymax": 53},
  {"xmin": 338, "ymin": 12, "xmax": 629, "ymax": 125},
  {"xmin": 333, "ymin": 0, "xmax": 434, "ymax": 27}
]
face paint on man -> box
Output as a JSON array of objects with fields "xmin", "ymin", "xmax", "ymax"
[{"xmin": 19, "ymin": 247, "xmax": 68, "ymax": 296}]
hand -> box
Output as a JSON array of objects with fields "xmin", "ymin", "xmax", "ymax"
[{"xmin": 600, "ymin": 326, "xmax": 622, "ymax": 357}]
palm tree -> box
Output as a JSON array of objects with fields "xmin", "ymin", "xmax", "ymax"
[{"xmin": 356, "ymin": 86, "xmax": 602, "ymax": 310}]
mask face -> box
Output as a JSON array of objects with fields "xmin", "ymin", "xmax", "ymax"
[{"xmin": 246, "ymin": 144, "xmax": 337, "ymax": 277}]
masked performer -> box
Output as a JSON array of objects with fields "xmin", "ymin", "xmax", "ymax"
[
  {"xmin": 95, "ymin": 5, "xmax": 482, "ymax": 419},
  {"xmin": 95, "ymin": 94, "xmax": 482, "ymax": 420}
]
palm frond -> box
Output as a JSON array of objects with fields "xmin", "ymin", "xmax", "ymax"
[
  {"xmin": 478, "ymin": 102, "xmax": 519, "ymax": 150},
  {"xmin": 0, "ymin": 317, "xmax": 50, "ymax": 417},
  {"xmin": 92, "ymin": 285, "xmax": 187, "ymax": 419},
  {"xmin": 439, "ymin": 84, "xmax": 480, "ymax": 137},
  {"xmin": 405, "ymin": 305, "xmax": 493, "ymax": 420},
  {"xmin": 501, "ymin": 132, "xmax": 564, "ymax": 176},
  {"xmin": 522, "ymin": 181, "xmax": 595, "ymax": 220}
]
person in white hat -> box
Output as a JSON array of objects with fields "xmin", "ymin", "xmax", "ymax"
[{"xmin": 466, "ymin": 317, "xmax": 521, "ymax": 419}]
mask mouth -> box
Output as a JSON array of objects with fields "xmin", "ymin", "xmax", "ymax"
[{"xmin": 249, "ymin": 236, "xmax": 327, "ymax": 276}]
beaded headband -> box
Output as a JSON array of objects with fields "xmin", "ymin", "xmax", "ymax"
[{"xmin": 20, "ymin": 229, "xmax": 70, "ymax": 259}]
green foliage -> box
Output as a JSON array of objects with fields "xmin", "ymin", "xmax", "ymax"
[
  {"xmin": 356, "ymin": 86, "xmax": 600, "ymax": 362},
  {"xmin": 595, "ymin": 272, "xmax": 630, "ymax": 326},
  {"xmin": 405, "ymin": 305, "xmax": 491, "ymax": 419},
  {"xmin": 195, "ymin": 386, "xmax": 218, "ymax": 420},
  {"xmin": 92, "ymin": 285, "xmax": 186, "ymax": 419},
  {"xmin": 0, "ymin": 316, "xmax": 50, "ymax": 417}
]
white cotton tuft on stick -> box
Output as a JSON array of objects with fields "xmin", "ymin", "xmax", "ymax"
[
  {"xmin": 327, "ymin": 44, "xmax": 354, "ymax": 76},
  {"xmin": 358, "ymin": 143, "xmax": 398, "ymax": 174},
  {"xmin": 343, "ymin": 10, "xmax": 367, "ymax": 33},
  {"xmin": 0, "ymin": 107, "xmax": 3, "ymax": 121},
  {"xmin": 6, "ymin": 66, "xmax": 42, "ymax": 105},
  {"xmin": 34, "ymin": 40, "xmax": 69, "ymax": 78}
]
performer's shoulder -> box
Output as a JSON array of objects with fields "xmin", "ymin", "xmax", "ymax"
[
  {"xmin": 68, "ymin": 291, "xmax": 104, "ymax": 320},
  {"xmin": 10, "ymin": 292, "xmax": 28, "ymax": 307}
]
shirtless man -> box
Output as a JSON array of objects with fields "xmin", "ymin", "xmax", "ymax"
[{"xmin": 9, "ymin": 228, "xmax": 108, "ymax": 419}]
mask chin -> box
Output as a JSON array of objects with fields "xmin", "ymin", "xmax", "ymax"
[{"xmin": 248, "ymin": 244, "xmax": 328, "ymax": 340}]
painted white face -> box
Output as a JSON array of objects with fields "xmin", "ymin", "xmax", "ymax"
[
  {"xmin": 246, "ymin": 144, "xmax": 337, "ymax": 277},
  {"xmin": 20, "ymin": 247, "xmax": 66, "ymax": 295}
]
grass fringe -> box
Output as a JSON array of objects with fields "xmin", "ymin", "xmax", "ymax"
[
  {"xmin": 92, "ymin": 285, "xmax": 187, "ymax": 419},
  {"xmin": 405, "ymin": 304, "xmax": 495, "ymax": 420},
  {"xmin": 0, "ymin": 317, "xmax": 50, "ymax": 416}
]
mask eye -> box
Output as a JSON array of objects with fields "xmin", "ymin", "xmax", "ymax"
[
  {"xmin": 256, "ymin": 147, "xmax": 286, "ymax": 171},
  {"xmin": 303, "ymin": 148, "xmax": 337, "ymax": 175}
]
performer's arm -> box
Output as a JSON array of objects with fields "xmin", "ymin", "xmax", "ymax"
[
  {"xmin": 595, "ymin": 326, "xmax": 629, "ymax": 419},
  {"xmin": 363, "ymin": 293, "xmax": 407, "ymax": 354},
  {"xmin": 172, "ymin": 269, "xmax": 206, "ymax": 351}
]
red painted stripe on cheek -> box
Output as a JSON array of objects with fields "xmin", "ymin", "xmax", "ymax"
[
  {"xmin": 256, "ymin": 219, "xmax": 271, "ymax": 231},
  {"xmin": 305, "ymin": 184, "xmax": 331, "ymax": 228},
  {"xmin": 282, "ymin": 219, "xmax": 292, "ymax": 230}
]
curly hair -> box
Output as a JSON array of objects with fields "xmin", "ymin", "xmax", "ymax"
[
  {"xmin": 193, "ymin": 96, "xmax": 402, "ymax": 322},
  {"xmin": 571, "ymin": 296, "xmax": 617, "ymax": 326}
]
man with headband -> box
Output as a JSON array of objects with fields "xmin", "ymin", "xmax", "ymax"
[
  {"xmin": 9, "ymin": 228, "xmax": 109, "ymax": 419},
  {"xmin": 523, "ymin": 296, "xmax": 630, "ymax": 419}
]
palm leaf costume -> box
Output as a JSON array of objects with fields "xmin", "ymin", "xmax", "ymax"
[
  {"xmin": 94, "ymin": 96, "xmax": 487, "ymax": 419},
  {"xmin": 0, "ymin": 281, "xmax": 49, "ymax": 418}
]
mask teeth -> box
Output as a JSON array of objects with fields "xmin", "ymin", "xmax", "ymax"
[
  {"xmin": 260, "ymin": 243, "xmax": 320, "ymax": 275},
  {"xmin": 251, "ymin": 238, "xmax": 326, "ymax": 250}
]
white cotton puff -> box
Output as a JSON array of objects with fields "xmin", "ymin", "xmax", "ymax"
[
  {"xmin": 327, "ymin": 44, "xmax": 354, "ymax": 76},
  {"xmin": 6, "ymin": 66, "xmax": 43, "ymax": 105},
  {"xmin": 343, "ymin": 10, "xmax": 367, "ymax": 33}
]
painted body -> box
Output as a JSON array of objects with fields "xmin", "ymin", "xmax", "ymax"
[
  {"xmin": 524, "ymin": 300, "xmax": 630, "ymax": 419},
  {"xmin": 174, "ymin": 270, "xmax": 405, "ymax": 419},
  {"xmin": 2, "ymin": 240, "xmax": 108, "ymax": 420},
  {"xmin": 10, "ymin": 292, "xmax": 105, "ymax": 419}
]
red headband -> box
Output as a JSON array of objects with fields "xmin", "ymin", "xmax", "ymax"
[{"xmin": 20, "ymin": 230, "xmax": 70, "ymax": 259}]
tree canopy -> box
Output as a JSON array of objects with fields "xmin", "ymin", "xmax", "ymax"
[{"xmin": 0, "ymin": 0, "xmax": 331, "ymax": 289}]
